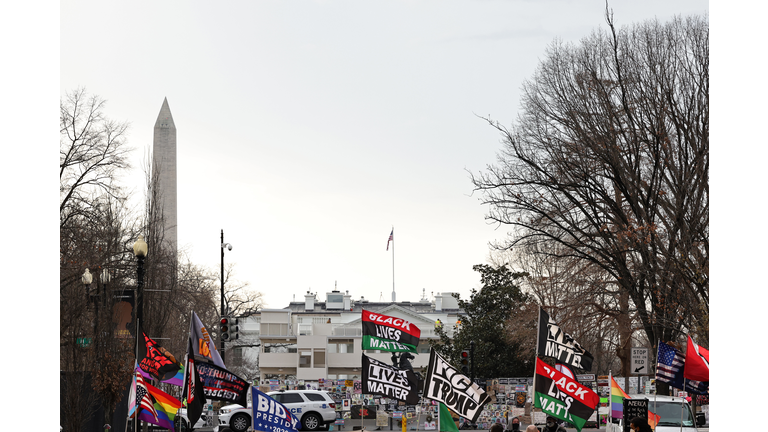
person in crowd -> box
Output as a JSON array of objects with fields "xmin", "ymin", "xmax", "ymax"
[
  {"xmin": 629, "ymin": 417, "xmax": 652, "ymax": 432},
  {"xmin": 490, "ymin": 423, "xmax": 504, "ymax": 432},
  {"xmin": 506, "ymin": 416, "xmax": 522, "ymax": 431},
  {"xmin": 525, "ymin": 426, "xmax": 538, "ymax": 432},
  {"xmin": 541, "ymin": 416, "xmax": 566, "ymax": 432}
]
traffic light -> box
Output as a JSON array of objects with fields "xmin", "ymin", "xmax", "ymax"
[
  {"xmin": 460, "ymin": 349, "xmax": 470, "ymax": 375},
  {"xmin": 220, "ymin": 317, "xmax": 231, "ymax": 342},
  {"xmin": 230, "ymin": 318, "xmax": 239, "ymax": 341}
]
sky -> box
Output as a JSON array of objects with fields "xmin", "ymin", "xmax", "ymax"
[{"xmin": 55, "ymin": 0, "xmax": 713, "ymax": 311}]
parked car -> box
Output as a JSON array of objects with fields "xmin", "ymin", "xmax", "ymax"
[
  {"xmin": 174, "ymin": 407, "xmax": 209, "ymax": 431},
  {"xmin": 218, "ymin": 389, "xmax": 337, "ymax": 432}
]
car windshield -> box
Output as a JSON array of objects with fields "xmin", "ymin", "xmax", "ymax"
[{"xmin": 651, "ymin": 401, "xmax": 695, "ymax": 427}]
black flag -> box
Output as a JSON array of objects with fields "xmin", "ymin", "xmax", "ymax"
[
  {"xmin": 423, "ymin": 349, "xmax": 490, "ymax": 423},
  {"xmin": 361, "ymin": 354, "xmax": 420, "ymax": 405},
  {"xmin": 182, "ymin": 336, "xmax": 206, "ymax": 428},
  {"xmin": 536, "ymin": 308, "xmax": 594, "ymax": 371}
]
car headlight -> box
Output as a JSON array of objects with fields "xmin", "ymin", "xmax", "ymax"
[{"xmin": 220, "ymin": 408, "xmax": 231, "ymax": 414}]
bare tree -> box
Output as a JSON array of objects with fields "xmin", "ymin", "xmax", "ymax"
[
  {"xmin": 60, "ymin": 88, "xmax": 131, "ymax": 231},
  {"xmin": 470, "ymin": 12, "xmax": 708, "ymax": 379}
]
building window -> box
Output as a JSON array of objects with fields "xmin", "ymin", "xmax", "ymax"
[
  {"xmin": 327, "ymin": 340, "xmax": 354, "ymax": 353},
  {"xmin": 233, "ymin": 347, "xmax": 244, "ymax": 360},
  {"xmin": 314, "ymin": 349, "xmax": 325, "ymax": 367},
  {"xmin": 261, "ymin": 323, "xmax": 290, "ymax": 336},
  {"xmin": 299, "ymin": 351, "xmax": 311, "ymax": 368}
]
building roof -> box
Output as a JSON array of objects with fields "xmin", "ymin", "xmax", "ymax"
[{"xmin": 282, "ymin": 299, "xmax": 463, "ymax": 315}]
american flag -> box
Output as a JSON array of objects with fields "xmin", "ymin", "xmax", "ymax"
[
  {"xmin": 386, "ymin": 229, "xmax": 393, "ymax": 251},
  {"xmin": 656, "ymin": 341, "xmax": 684, "ymax": 384},
  {"xmin": 136, "ymin": 370, "xmax": 158, "ymax": 421},
  {"xmin": 656, "ymin": 341, "xmax": 709, "ymax": 394}
]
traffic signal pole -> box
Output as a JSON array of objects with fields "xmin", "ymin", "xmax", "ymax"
[{"xmin": 470, "ymin": 340, "xmax": 475, "ymax": 382}]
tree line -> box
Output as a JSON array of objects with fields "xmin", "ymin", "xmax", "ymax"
[{"xmin": 59, "ymin": 88, "xmax": 263, "ymax": 432}]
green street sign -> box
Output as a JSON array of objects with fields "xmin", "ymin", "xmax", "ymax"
[{"xmin": 76, "ymin": 337, "xmax": 92, "ymax": 347}]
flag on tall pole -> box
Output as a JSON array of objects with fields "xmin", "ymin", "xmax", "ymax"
[
  {"xmin": 683, "ymin": 335, "xmax": 709, "ymax": 382},
  {"xmin": 386, "ymin": 229, "xmax": 393, "ymax": 251}
]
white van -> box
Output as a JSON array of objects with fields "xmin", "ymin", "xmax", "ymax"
[{"xmin": 626, "ymin": 394, "xmax": 698, "ymax": 432}]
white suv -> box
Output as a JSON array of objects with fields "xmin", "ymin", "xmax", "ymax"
[
  {"xmin": 218, "ymin": 389, "xmax": 337, "ymax": 432},
  {"xmin": 174, "ymin": 407, "xmax": 209, "ymax": 430}
]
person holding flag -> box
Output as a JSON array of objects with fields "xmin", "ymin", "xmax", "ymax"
[{"xmin": 541, "ymin": 416, "xmax": 567, "ymax": 432}]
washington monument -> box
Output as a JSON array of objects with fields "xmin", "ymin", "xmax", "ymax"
[{"xmin": 153, "ymin": 97, "xmax": 177, "ymax": 256}]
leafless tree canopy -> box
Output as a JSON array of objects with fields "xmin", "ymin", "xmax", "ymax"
[{"xmin": 471, "ymin": 13, "xmax": 708, "ymax": 363}]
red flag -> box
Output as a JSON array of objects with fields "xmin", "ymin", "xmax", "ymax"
[
  {"xmin": 386, "ymin": 229, "xmax": 393, "ymax": 251},
  {"xmin": 683, "ymin": 335, "xmax": 709, "ymax": 382}
]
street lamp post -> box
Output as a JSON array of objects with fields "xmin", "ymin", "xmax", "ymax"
[
  {"xmin": 82, "ymin": 268, "xmax": 93, "ymax": 302},
  {"xmin": 82, "ymin": 269, "xmax": 93, "ymax": 347},
  {"xmin": 101, "ymin": 268, "xmax": 111, "ymax": 308},
  {"xmin": 133, "ymin": 235, "xmax": 148, "ymax": 327},
  {"xmin": 221, "ymin": 229, "xmax": 233, "ymax": 363}
]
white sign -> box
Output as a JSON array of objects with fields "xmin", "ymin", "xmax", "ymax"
[{"xmin": 631, "ymin": 347, "xmax": 649, "ymax": 375}]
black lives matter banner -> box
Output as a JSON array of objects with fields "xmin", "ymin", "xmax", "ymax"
[
  {"xmin": 537, "ymin": 308, "xmax": 594, "ymax": 371},
  {"xmin": 534, "ymin": 358, "xmax": 599, "ymax": 432},
  {"xmin": 423, "ymin": 349, "xmax": 490, "ymax": 423},
  {"xmin": 362, "ymin": 310, "xmax": 421, "ymax": 353},
  {"xmin": 196, "ymin": 361, "xmax": 249, "ymax": 407},
  {"xmin": 362, "ymin": 354, "xmax": 420, "ymax": 405}
]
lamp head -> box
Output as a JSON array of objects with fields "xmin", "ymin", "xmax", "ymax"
[
  {"xmin": 81, "ymin": 268, "xmax": 93, "ymax": 285},
  {"xmin": 133, "ymin": 235, "xmax": 148, "ymax": 257}
]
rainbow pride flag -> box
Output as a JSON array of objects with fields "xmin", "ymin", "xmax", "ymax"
[
  {"xmin": 139, "ymin": 381, "xmax": 182, "ymax": 431},
  {"xmin": 610, "ymin": 376, "xmax": 629, "ymax": 419}
]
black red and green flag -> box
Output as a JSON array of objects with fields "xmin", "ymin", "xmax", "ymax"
[
  {"xmin": 534, "ymin": 358, "xmax": 599, "ymax": 432},
  {"xmin": 361, "ymin": 309, "xmax": 420, "ymax": 353}
]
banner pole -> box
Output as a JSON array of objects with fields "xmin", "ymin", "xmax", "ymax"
[
  {"xmin": 135, "ymin": 317, "xmax": 140, "ymax": 432},
  {"xmin": 533, "ymin": 309, "xmax": 543, "ymax": 428},
  {"xmin": 391, "ymin": 227, "xmax": 395, "ymax": 302},
  {"xmin": 608, "ymin": 370, "xmax": 612, "ymax": 431},
  {"xmin": 679, "ymin": 379, "xmax": 685, "ymax": 432}
]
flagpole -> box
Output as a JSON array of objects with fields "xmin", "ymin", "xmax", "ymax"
[
  {"xmin": 391, "ymin": 227, "xmax": 395, "ymax": 303},
  {"xmin": 608, "ymin": 370, "xmax": 612, "ymax": 431},
  {"xmin": 135, "ymin": 317, "xmax": 140, "ymax": 432},
  {"xmin": 679, "ymin": 379, "xmax": 685, "ymax": 432}
]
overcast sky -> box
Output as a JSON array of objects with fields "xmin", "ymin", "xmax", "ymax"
[{"xmin": 56, "ymin": 0, "xmax": 713, "ymax": 310}]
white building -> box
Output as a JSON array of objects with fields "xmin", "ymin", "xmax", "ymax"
[{"xmin": 233, "ymin": 289, "xmax": 465, "ymax": 384}]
